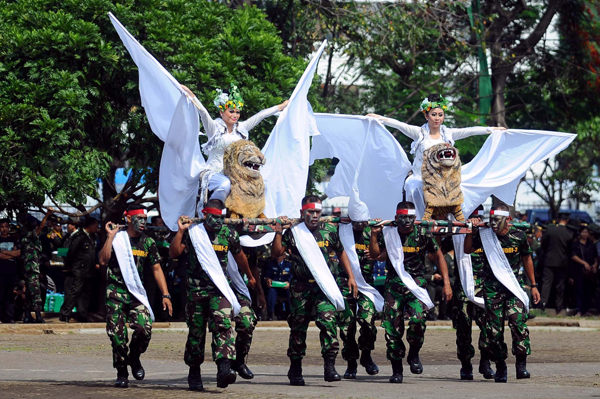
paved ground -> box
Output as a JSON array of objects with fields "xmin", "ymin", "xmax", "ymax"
[{"xmin": 0, "ymin": 320, "xmax": 599, "ymax": 398}]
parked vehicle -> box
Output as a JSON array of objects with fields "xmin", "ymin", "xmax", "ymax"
[{"xmin": 525, "ymin": 209, "xmax": 593, "ymax": 225}]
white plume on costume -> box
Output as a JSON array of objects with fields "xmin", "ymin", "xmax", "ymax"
[{"xmin": 348, "ymin": 186, "xmax": 371, "ymax": 222}]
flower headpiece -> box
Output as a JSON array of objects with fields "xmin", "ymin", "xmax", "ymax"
[
  {"xmin": 213, "ymin": 84, "xmax": 244, "ymax": 111},
  {"xmin": 419, "ymin": 95, "xmax": 451, "ymax": 114}
]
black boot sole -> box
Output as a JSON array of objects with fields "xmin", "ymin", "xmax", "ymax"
[
  {"xmin": 389, "ymin": 375, "xmax": 403, "ymax": 383},
  {"xmin": 343, "ymin": 371, "xmax": 357, "ymax": 379},
  {"xmin": 216, "ymin": 371, "xmax": 236, "ymax": 388},
  {"xmin": 516, "ymin": 373, "xmax": 530, "ymax": 379},
  {"xmin": 289, "ymin": 379, "xmax": 305, "ymax": 386}
]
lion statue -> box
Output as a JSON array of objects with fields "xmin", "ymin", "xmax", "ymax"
[
  {"xmin": 421, "ymin": 142, "xmax": 465, "ymax": 221},
  {"xmin": 222, "ymin": 139, "xmax": 266, "ymax": 219}
]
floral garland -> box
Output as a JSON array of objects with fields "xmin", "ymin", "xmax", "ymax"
[
  {"xmin": 213, "ymin": 84, "xmax": 244, "ymax": 111},
  {"xmin": 419, "ymin": 95, "xmax": 451, "ymax": 113}
]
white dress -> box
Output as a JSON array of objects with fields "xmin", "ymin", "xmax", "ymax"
[
  {"xmin": 379, "ymin": 117, "xmax": 491, "ymax": 218},
  {"xmin": 190, "ymin": 96, "xmax": 279, "ymax": 205}
]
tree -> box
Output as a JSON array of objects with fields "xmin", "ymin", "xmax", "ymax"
[{"xmin": 0, "ymin": 0, "xmax": 307, "ymax": 221}]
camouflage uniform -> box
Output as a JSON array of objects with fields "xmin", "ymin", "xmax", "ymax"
[
  {"xmin": 283, "ymin": 222, "xmax": 342, "ymax": 360},
  {"xmin": 452, "ymin": 248, "xmax": 487, "ymax": 363},
  {"xmin": 472, "ymin": 227, "xmax": 533, "ymax": 362},
  {"xmin": 337, "ymin": 227, "xmax": 378, "ymax": 361},
  {"xmin": 21, "ymin": 231, "xmax": 43, "ymax": 311},
  {"xmin": 377, "ymin": 226, "xmax": 438, "ymax": 360},
  {"xmin": 233, "ymin": 291, "xmax": 257, "ymax": 362},
  {"xmin": 106, "ymin": 234, "xmax": 161, "ymax": 368},
  {"xmin": 183, "ymin": 226, "xmax": 240, "ymax": 366}
]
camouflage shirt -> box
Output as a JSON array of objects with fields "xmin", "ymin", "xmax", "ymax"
[
  {"xmin": 107, "ymin": 234, "xmax": 162, "ymax": 290},
  {"xmin": 377, "ymin": 226, "xmax": 438, "ymax": 279},
  {"xmin": 472, "ymin": 226, "xmax": 533, "ymax": 279},
  {"xmin": 183, "ymin": 225, "xmax": 242, "ymax": 293},
  {"xmin": 21, "ymin": 230, "xmax": 42, "ymax": 273},
  {"xmin": 354, "ymin": 226, "xmax": 376, "ymax": 284},
  {"xmin": 282, "ymin": 222, "xmax": 344, "ymax": 282}
]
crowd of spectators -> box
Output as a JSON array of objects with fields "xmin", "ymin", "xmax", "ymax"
[{"xmin": 0, "ymin": 209, "xmax": 598, "ymax": 325}]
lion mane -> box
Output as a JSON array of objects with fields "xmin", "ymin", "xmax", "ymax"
[
  {"xmin": 222, "ymin": 140, "xmax": 266, "ymax": 218},
  {"xmin": 421, "ymin": 143, "xmax": 463, "ymax": 207}
]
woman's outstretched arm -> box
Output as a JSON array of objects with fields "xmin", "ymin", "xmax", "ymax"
[
  {"xmin": 366, "ymin": 114, "xmax": 421, "ymax": 140},
  {"xmin": 181, "ymin": 85, "xmax": 218, "ymax": 139},
  {"xmin": 241, "ymin": 100, "xmax": 289, "ymax": 132}
]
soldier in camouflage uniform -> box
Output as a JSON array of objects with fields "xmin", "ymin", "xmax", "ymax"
[
  {"xmin": 272, "ymin": 195, "xmax": 358, "ymax": 386},
  {"xmin": 21, "ymin": 210, "xmax": 53, "ymax": 323},
  {"xmin": 465, "ymin": 204, "xmax": 540, "ymax": 383},
  {"xmin": 169, "ymin": 199, "xmax": 257, "ymax": 391},
  {"xmin": 336, "ymin": 219, "xmax": 380, "ymax": 379},
  {"xmin": 452, "ymin": 205, "xmax": 494, "ymax": 380},
  {"xmin": 99, "ymin": 205, "xmax": 173, "ymax": 388},
  {"xmin": 370, "ymin": 201, "xmax": 452, "ymax": 384}
]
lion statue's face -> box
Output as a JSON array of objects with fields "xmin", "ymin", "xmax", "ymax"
[
  {"xmin": 223, "ymin": 140, "xmax": 265, "ymax": 180},
  {"xmin": 428, "ymin": 143, "xmax": 459, "ymax": 168}
]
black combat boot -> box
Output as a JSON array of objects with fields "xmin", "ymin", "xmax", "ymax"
[
  {"xmin": 360, "ymin": 350, "xmax": 379, "ymax": 375},
  {"xmin": 323, "ymin": 353, "xmax": 342, "ymax": 382},
  {"xmin": 34, "ymin": 310, "xmax": 45, "ymax": 324},
  {"xmin": 216, "ymin": 359, "xmax": 237, "ymax": 388},
  {"xmin": 407, "ymin": 347, "xmax": 423, "ymax": 374},
  {"xmin": 460, "ymin": 360, "xmax": 473, "ymax": 380},
  {"xmin": 287, "ymin": 358, "xmax": 305, "ymax": 386},
  {"xmin": 232, "ymin": 354, "xmax": 254, "ymax": 380},
  {"xmin": 130, "ymin": 353, "xmax": 145, "ymax": 381},
  {"xmin": 479, "ymin": 355, "xmax": 495, "ymax": 379},
  {"xmin": 494, "ymin": 360, "xmax": 508, "ymax": 383},
  {"xmin": 515, "ymin": 355, "xmax": 530, "ymax": 379},
  {"xmin": 114, "ymin": 366, "xmax": 129, "ymax": 388},
  {"xmin": 188, "ymin": 365, "xmax": 203, "ymax": 391},
  {"xmin": 344, "ymin": 359, "xmax": 357, "ymax": 379},
  {"xmin": 389, "ymin": 360, "xmax": 403, "ymax": 384},
  {"xmin": 23, "ymin": 309, "xmax": 35, "ymax": 324}
]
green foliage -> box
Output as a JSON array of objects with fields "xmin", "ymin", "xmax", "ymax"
[{"xmin": 0, "ymin": 0, "xmax": 306, "ymax": 215}]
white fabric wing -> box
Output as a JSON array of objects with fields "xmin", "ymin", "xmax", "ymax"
[
  {"xmin": 339, "ymin": 224, "xmax": 384, "ymax": 312},
  {"xmin": 261, "ymin": 41, "xmax": 327, "ymax": 220},
  {"xmin": 480, "ymin": 228, "xmax": 530, "ymax": 312},
  {"xmin": 382, "ymin": 226, "xmax": 434, "ymax": 310},
  {"xmin": 291, "ymin": 223, "xmax": 345, "ymax": 311},
  {"xmin": 109, "ymin": 13, "xmax": 204, "ymax": 231},
  {"xmin": 188, "ymin": 224, "xmax": 241, "ymax": 315},
  {"xmin": 310, "ymin": 115, "xmax": 411, "ymax": 219},
  {"xmin": 461, "ymin": 129, "xmax": 576, "ymax": 217},
  {"xmin": 112, "ymin": 231, "xmax": 155, "ymax": 321}
]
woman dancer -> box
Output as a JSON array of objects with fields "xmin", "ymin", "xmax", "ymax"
[
  {"xmin": 367, "ymin": 94, "xmax": 505, "ymax": 217},
  {"xmin": 181, "ymin": 84, "xmax": 288, "ymax": 206}
]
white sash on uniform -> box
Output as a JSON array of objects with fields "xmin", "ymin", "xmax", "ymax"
[
  {"xmin": 339, "ymin": 223, "xmax": 384, "ymax": 312},
  {"xmin": 112, "ymin": 231, "xmax": 155, "ymax": 321},
  {"xmin": 188, "ymin": 224, "xmax": 241, "ymax": 315},
  {"xmin": 382, "ymin": 226, "xmax": 434, "ymax": 310},
  {"xmin": 480, "ymin": 228, "xmax": 530, "ymax": 312},
  {"xmin": 291, "ymin": 223, "xmax": 345, "ymax": 311}
]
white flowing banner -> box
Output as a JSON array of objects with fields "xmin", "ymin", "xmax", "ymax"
[
  {"xmin": 109, "ymin": 13, "xmax": 203, "ymax": 232},
  {"xmin": 310, "ymin": 114, "xmax": 412, "ymax": 219},
  {"xmin": 461, "ymin": 129, "xmax": 576, "ymax": 217},
  {"xmin": 261, "ymin": 41, "xmax": 327, "ymax": 220},
  {"xmin": 240, "ymin": 41, "xmax": 328, "ymax": 248}
]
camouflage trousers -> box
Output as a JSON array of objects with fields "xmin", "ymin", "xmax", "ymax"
[
  {"xmin": 337, "ymin": 285, "xmax": 379, "ymax": 361},
  {"xmin": 288, "ymin": 280, "xmax": 339, "ymax": 360},
  {"xmin": 337, "ymin": 283, "xmax": 359, "ymax": 361},
  {"xmin": 106, "ymin": 285, "xmax": 152, "ymax": 368},
  {"xmin": 24, "ymin": 267, "xmax": 42, "ymax": 311},
  {"xmin": 482, "ymin": 280, "xmax": 531, "ymax": 362},
  {"xmin": 452, "ymin": 278, "xmax": 487, "ymax": 363},
  {"xmin": 184, "ymin": 287, "xmax": 236, "ymax": 367},
  {"xmin": 233, "ymin": 292, "xmax": 257, "ymax": 361},
  {"xmin": 382, "ymin": 277, "xmax": 427, "ymax": 361}
]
